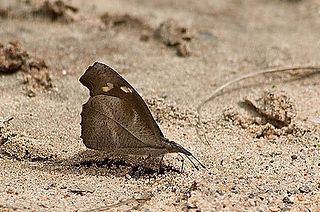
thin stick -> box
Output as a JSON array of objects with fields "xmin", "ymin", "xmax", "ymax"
[
  {"xmin": 85, "ymin": 192, "xmax": 153, "ymax": 212},
  {"xmin": 196, "ymin": 65, "xmax": 320, "ymax": 145}
]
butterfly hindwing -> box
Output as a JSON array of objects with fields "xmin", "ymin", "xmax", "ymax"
[{"xmin": 80, "ymin": 91, "xmax": 165, "ymax": 154}]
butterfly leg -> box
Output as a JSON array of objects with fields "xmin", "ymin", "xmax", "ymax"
[
  {"xmin": 157, "ymin": 154, "xmax": 164, "ymax": 173},
  {"xmin": 177, "ymin": 153, "xmax": 185, "ymax": 173}
]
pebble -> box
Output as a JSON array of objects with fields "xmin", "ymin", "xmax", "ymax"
[
  {"xmin": 287, "ymin": 189, "xmax": 299, "ymax": 196},
  {"xmin": 298, "ymin": 185, "xmax": 311, "ymax": 193},
  {"xmin": 248, "ymin": 199, "xmax": 256, "ymax": 206},
  {"xmin": 140, "ymin": 31, "xmax": 150, "ymax": 41},
  {"xmin": 296, "ymin": 195, "xmax": 305, "ymax": 201},
  {"xmin": 176, "ymin": 42, "xmax": 190, "ymax": 57},
  {"xmin": 282, "ymin": 196, "xmax": 294, "ymax": 204},
  {"xmin": 6, "ymin": 188, "xmax": 17, "ymax": 195},
  {"xmin": 281, "ymin": 207, "xmax": 291, "ymax": 211},
  {"xmin": 291, "ymin": 155, "xmax": 298, "ymax": 160},
  {"xmin": 27, "ymin": 90, "xmax": 36, "ymax": 97},
  {"xmin": 269, "ymin": 206, "xmax": 280, "ymax": 212},
  {"xmin": 236, "ymin": 156, "xmax": 243, "ymax": 161},
  {"xmin": 256, "ymin": 207, "xmax": 264, "ymax": 212},
  {"xmin": 216, "ymin": 189, "xmax": 224, "ymax": 196},
  {"xmin": 248, "ymin": 193, "xmax": 255, "ymax": 198},
  {"xmin": 230, "ymin": 186, "xmax": 238, "ymax": 194}
]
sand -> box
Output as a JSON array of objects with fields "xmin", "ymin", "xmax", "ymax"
[{"xmin": 0, "ymin": 0, "xmax": 319, "ymax": 211}]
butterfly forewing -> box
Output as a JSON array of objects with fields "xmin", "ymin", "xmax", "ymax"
[{"xmin": 79, "ymin": 62, "xmax": 164, "ymax": 141}]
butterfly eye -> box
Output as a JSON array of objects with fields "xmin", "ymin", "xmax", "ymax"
[
  {"xmin": 101, "ymin": 82, "xmax": 114, "ymax": 93},
  {"xmin": 120, "ymin": 86, "xmax": 133, "ymax": 93}
]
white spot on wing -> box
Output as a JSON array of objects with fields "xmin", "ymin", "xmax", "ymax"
[
  {"xmin": 102, "ymin": 83, "xmax": 114, "ymax": 93},
  {"xmin": 120, "ymin": 86, "xmax": 133, "ymax": 93}
]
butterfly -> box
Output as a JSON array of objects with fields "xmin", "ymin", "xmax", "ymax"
[{"xmin": 79, "ymin": 62, "xmax": 205, "ymax": 170}]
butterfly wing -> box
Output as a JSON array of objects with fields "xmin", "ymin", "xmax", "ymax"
[
  {"xmin": 80, "ymin": 62, "xmax": 166, "ymax": 153},
  {"xmin": 81, "ymin": 95, "xmax": 167, "ymax": 154},
  {"xmin": 80, "ymin": 96, "xmax": 117, "ymax": 152}
]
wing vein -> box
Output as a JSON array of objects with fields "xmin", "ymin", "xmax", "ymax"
[{"xmin": 88, "ymin": 105, "xmax": 164, "ymax": 150}]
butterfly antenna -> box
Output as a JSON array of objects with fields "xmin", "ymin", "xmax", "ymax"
[
  {"xmin": 189, "ymin": 154, "xmax": 206, "ymax": 169},
  {"xmin": 185, "ymin": 154, "xmax": 199, "ymax": 170},
  {"xmin": 168, "ymin": 140, "xmax": 206, "ymax": 169}
]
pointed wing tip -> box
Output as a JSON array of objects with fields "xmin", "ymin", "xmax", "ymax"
[
  {"xmin": 80, "ymin": 61, "xmax": 116, "ymax": 80},
  {"xmin": 93, "ymin": 61, "xmax": 103, "ymax": 66},
  {"xmin": 79, "ymin": 62, "xmax": 104, "ymax": 88},
  {"xmin": 91, "ymin": 61, "xmax": 113, "ymax": 70}
]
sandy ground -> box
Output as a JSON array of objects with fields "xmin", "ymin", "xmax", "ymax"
[{"xmin": 0, "ymin": 0, "xmax": 320, "ymax": 211}]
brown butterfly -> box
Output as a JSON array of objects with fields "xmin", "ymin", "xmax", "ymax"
[{"xmin": 79, "ymin": 62, "xmax": 205, "ymax": 169}]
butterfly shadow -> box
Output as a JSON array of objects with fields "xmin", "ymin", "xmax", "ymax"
[
  {"xmin": 66, "ymin": 149, "xmax": 182, "ymax": 177},
  {"xmin": 20, "ymin": 149, "xmax": 182, "ymax": 178}
]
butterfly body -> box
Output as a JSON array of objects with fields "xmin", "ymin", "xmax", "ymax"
[{"xmin": 80, "ymin": 62, "xmax": 204, "ymax": 169}]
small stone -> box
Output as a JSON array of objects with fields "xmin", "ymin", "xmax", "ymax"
[
  {"xmin": 269, "ymin": 206, "xmax": 280, "ymax": 212},
  {"xmin": 0, "ymin": 137, "xmax": 8, "ymax": 146},
  {"xmin": 27, "ymin": 90, "xmax": 36, "ymax": 97},
  {"xmin": 186, "ymin": 195, "xmax": 199, "ymax": 210},
  {"xmin": 248, "ymin": 193, "xmax": 255, "ymax": 198},
  {"xmin": 296, "ymin": 194, "xmax": 305, "ymax": 201},
  {"xmin": 287, "ymin": 189, "xmax": 299, "ymax": 196},
  {"xmin": 216, "ymin": 189, "xmax": 224, "ymax": 196},
  {"xmin": 248, "ymin": 199, "xmax": 256, "ymax": 206},
  {"xmin": 230, "ymin": 186, "xmax": 238, "ymax": 194},
  {"xmin": 281, "ymin": 207, "xmax": 291, "ymax": 211},
  {"xmin": 254, "ymin": 117, "xmax": 262, "ymax": 125},
  {"xmin": 282, "ymin": 196, "xmax": 294, "ymax": 204},
  {"xmin": 236, "ymin": 156, "xmax": 242, "ymax": 161},
  {"xmin": 298, "ymin": 185, "xmax": 311, "ymax": 193},
  {"xmin": 256, "ymin": 207, "xmax": 264, "ymax": 212},
  {"xmin": 140, "ymin": 31, "xmax": 150, "ymax": 41},
  {"xmin": 40, "ymin": 195, "xmax": 49, "ymax": 201},
  {"xmin": 68, "ymin": 184, "xmax": 95, "ymax": 195},
  {"xmin": 44, "ymin": 182, "xmax": 56, "ymax": 190},
  {"xmin": 6, "ymin": 189, "xmax": 15, "ymax": 194},
  {"xmin": 177, "ymin": 42, "xmax": 190, "ymax": 57},
  {"xmin": 291, "ymin": 155, "xmax": 298, "ymax": 160}
]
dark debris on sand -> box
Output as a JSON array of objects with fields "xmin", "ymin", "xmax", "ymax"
[
  {"xmin": 155, "ymin": 19, "xmax": 194, "ymax": 57},
  {"xmin": 33, "ymin": 0, "xmax": 78, "ymax": 23},
  {"xmin": 0, "ymin": 118, "xmax": 13, "ymax": 147},
  {"xmin": 243, "ymin": 90, "xmax": 296, "ymax": 128},
  {"xmin": 223, "ymin": 90, "xmax": 305, "ymax": 139},
  {"xmin": 100, "ymin": 13, "xmax": 151, "ymax": 30},
  {"xmin": 0, "ymin": 7, "xmax": 9, "ymax": 18},
  {"xmin": 0, "ymin": 42, "xmax": 52, "ymax": 96},
  {"xmin": 99, "ymin": 14, "xmax": 194, "ymax": 57}
]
